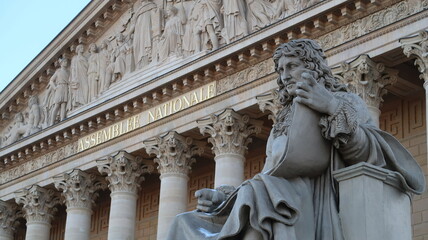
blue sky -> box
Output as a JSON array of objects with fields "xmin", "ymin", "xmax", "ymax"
[{"xmin": 0, "ymin": 0, "xmax": 90, "ymax": 93}]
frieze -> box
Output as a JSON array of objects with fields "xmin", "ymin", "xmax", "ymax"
[{"xmin": 317, "ymin": 0, "xmax": 428, "ymax": 51}]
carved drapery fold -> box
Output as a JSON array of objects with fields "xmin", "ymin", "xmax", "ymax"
[
  {"xmin": 144, "ymin": 131, "xmax": 203, "ymax": 176},
  {"xmin": 96, "ymin": 151, "xmax": 152, "ymax": 195},
  {"xmin": 54, "ymin": 169, "xmax": 107, "ymax": 209},
  {"xmin": 0, "ymin": 201, "xmax": 22, "ymax": 236},
  {"xmin": 197, "ymin": 109, "xmax": 262, "ymax": 157},
  {"xmin": 332, "ymin": 54, "xmax": 398, "ymax": 110},
  {"xmin": 14, "ymin": 185, "xmax": 60, "ymax": 223},
  {"xmin": 256, "ymin": 90, "xmax": 282, "ymax": 125},
  {"xmin": 400, "ymin": 31, "xmax": 428, "ymax": 86}
]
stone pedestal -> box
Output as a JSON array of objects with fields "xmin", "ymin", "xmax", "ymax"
[{"xmin": 333, "ymin": 162, "xmax": 412, "ymax": 240}]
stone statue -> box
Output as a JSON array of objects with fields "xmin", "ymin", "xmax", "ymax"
[
  {"xmin": 113, "ymin": 33, "xmax": 129, "ymax": 82},
  {"xmin": 167, "ymin": 39, "xmax": 426, "ymax": 239},
  {"xmin": 87, "ymin": 43, "xmax": 100, "ymax": 101},
  {"xmin": 246, "ymin": 0, "xmax": 274, "ymax": 31},
  {"xmin": 159, "ymin": 5, "xmax": 187, "ymax": 61},
  {"xmin": 182, "ymin": 0, "xmax": 223, "ymax": 55},
  {"xmin": 45, "ymin": 58, "xmax": 70, "ymax": 125},
  {"xmin": 70, "ymin": 44, "xmax": 89, "ymax": 108},
  {"xmin": 3, "ymin": 113, "xmax": 29, "ymax": 145},
  {"xmin": 27, "ymin": 96, "xmax": 43, "ymax": 134},
  {"xmin": 221, "ymin": 0, "xmax": 248, "ymax": 44},
  {"xmin": 130, "ymin": 0, "xmax": 158, "ymax": 69},
  {"xmin": 98, "ymin": 40, "xmax": 110, "ymax": 94}
]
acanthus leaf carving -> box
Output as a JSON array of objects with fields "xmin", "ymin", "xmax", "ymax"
[
  {"xmin": 0, "ymin": 200, "xmax": 23, "ymax": 236},
  {"xmin": 197, "ymin": 109, "xmax": 262, "ymax": 157},
  {"xmin": 400, "ymin": 31, "xmax": 428, "ymax": 85},
  {"xmin": 143, "ymin": 131, "xmax": 203, "ymax": 176},
  {"xmin": 256, "ymin": 89, "xmax": 282, "ymax": 125}
]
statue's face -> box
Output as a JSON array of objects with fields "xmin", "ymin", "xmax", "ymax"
[{"xmin": 277, "ymin": 56, "xmax": 307, "ymax": 97}]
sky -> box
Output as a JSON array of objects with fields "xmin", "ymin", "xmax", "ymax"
[{"xmin": 0, "ymin": 0, "xmax": 91, "ymax": 93}]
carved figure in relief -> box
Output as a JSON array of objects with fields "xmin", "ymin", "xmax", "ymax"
[
  {"xmin": 87, "ymin": 43, "xmax": 100, "ymax": 101},
  {"xmin": 27, "ymin": 96, "xmax": 43, "ymax": 134},
  {"xmin": 182, "ymin": 0, "xmax": 223, "ymax": 55},
  {"xmin": 246, "ymin": 0, "xmax": 274, "ymax": 31},
  {"xmin": 221, "ymin": 0, "xmax": 248, "ymax": 44},
  {"xmin": 113, "ymin": 33, "xmax": 129, "ymax": 82},
  {"xmin": 167, "ymin": 39, "xmax": 426, "ymax": 240},
  {"xmin": 159, "ymin": 5, "xmax": 187, "ymax": 61},
  {"xmin": 130, "ymin": 0, "xmax": 158, "ymax": 69},
  {"xmin": 44, "ymin": 58, "xmax": 70, "ymax": 125},
  {"xmin": 98, "ymin": 40, "xmax": 110, "ymax": 94},
  {"xmin": 3, "ymin": 113, "xmax": 29, "ymax": 145},
  {"xmin": 70, "ymin": 44, "xmax": 89, "ymax": 108}
]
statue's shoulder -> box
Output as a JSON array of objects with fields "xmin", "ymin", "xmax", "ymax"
[{"xmin": 332, "ymin": 91, "xmax": 374, "ymax": 126}]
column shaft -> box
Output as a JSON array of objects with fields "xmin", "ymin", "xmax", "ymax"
[
  {"xmin": 108, "ymin": 192, "xmax": 138, "ymax": 240},
  {"xmin": 157, "ymin": 174, "xmax": 189, "ymax": 240},
  {"xmin": 214, "ymin": 153, "xmax": 245, "ymax": 188},
  {"xmin": 64, "ymin": 208, "xmax": 92, "ymax": 240},
  {"xmin": 25, "ymin": 222, "xmax": 51, "ymax": 240}
]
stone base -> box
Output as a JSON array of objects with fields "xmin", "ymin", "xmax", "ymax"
[{"xmin": 333, "ymin": 162, "xmax": 412, "ymax": 240}]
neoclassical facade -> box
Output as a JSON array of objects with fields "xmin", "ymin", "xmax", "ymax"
[{"xmin": 0, "ymin": 0, "xmax": 427, "ymax": 239}]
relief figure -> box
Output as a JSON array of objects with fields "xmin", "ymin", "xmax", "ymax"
[
  {"xmin": 45, "ymin": 58, "xmax": 70, "ymax": 125},
  {"xmin": 159, "ymin": 5, "xmax": 187, "ymax": 61},
  {"xmin": 70, "ymin": 44, "xmax": 89, "ymax": 108},
  {"xmin": 221, "ymin": 0, "xmax": 248, "ymax": 43},
  {"xmin": 3, "ymin": 113, "xmax": 29, "ymax": 146},
  {"xmin": 87, "ymin": 43, "xmax": 100, "ymax": 101},
  {"xmin": 246, "ymin": 0, "xmax": 274, "ymax": 31},
  {"xmin": 166, "ymin": 39, "xmax": 426, "ymax": 240},
  {"xmin": 98, "ymin": 40, "xmax": 110, "ymax": 94}
]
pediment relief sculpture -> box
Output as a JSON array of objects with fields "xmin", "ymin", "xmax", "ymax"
[{"xmin": 0, "ymin": 0, "xmax": 324, "ymax": 148}]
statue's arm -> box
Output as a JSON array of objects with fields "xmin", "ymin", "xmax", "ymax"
[{"xmin": 319, "ymin": 92, "xmax": 376, "ymax": 165}]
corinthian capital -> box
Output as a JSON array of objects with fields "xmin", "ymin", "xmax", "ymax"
[
  {"xmin": 144, "ymin": 132, "xmax": 203, "ymax": 176},
  {"xmin": 197, "ymin": 109, "xmax": 262, "ymax": 157},
  {"xmin": 14, "ymin": 185, "xmax": 60, "ymax": 223},
  {"xmin": 97, "ymin": 151, "xmax": 152, "ymax": 194},
  {"xmin": 256, "ymin": 90, "xmax": 282, "ymax": 124},
  {"xmin": 333, "ymin": 54, "xmax": 397, "ymax": 109},
  {"xmin": 0, "ymin": 201, "xmax": 22, "ymax": 236},
  {"xmin": 54, "ymin": 169, "xmax": 107, "ymax": 209},
  {"xmin": 400, "ymin": 31, "xmax": 428, "ymax": 85}
]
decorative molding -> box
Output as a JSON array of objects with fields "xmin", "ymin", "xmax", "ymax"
[
  {"xmin": 54, "ymin": 169, "xmax": 107, "ymax": 209},
  {"xmin": 97, "ymin": 151, "xmax": 152, "ymax": 194},
  {"xmin": 144, "ymin": 132, "xmax": 203, "ymax": 176},
  {"xmin": 0, "ymin": 200, "xmax": 22, "ymax": 236},
  {"xmin": 318, "ymin": 0, "xmax": 428, "ymax": 53},
  {"xmin": 14, "ymin": 185, "xmax": 61, "ymax": 223},
  {"xmin": 333, "ymin": 54, "xmax": 398, "ymax": 109},
  {"xmin": 197, "ymin": 109, "xmax": 262, "ymax": 157},
  {"xmin": 400, "ymin": 31, "xmax": 428, "ymax": 85}
]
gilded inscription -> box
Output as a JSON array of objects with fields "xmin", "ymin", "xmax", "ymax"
[{"xmin": 77, "ymin": 82, "xmax": 216, "ymax": 152}]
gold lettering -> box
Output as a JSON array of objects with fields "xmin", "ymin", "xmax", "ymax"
[
  {"xmin": 84, "ymin": 136, "xmax": 90, "ymax": 149},
  {"xmin": 200, "ymin": 87, "xmax": 207, "ymax": 101},
  {"xmin": 90, "ymin": 134, "xmax": 96, "ymax": 147},
  {"xmin": 96, "ymin": 131, "xmax": 102, "ymax": 145},
  {"xmin": 134, "ymin": 114, "xmax": 140, "ymax": 128},
  {"xmin": 173, "ymin": 98, "xmax": 182, "ymax": 112},
  {"xmin": 208, "ymin": 83, "xmax": 215, "ymax": 98},
  {"xmin": 119, "ymin": 121, "xmax": 123, "ymax": 135},
  {"xmin": 78, "ymin": 139, "xmax": 85, "ymax": 152},
  {"xmin": 148, "ymin": 110, "xmax": 155, "ymax": 123},
  {"xmin": 163, "ymin": 103, "xmax": 169, "ymax": 117},
  {"xmin": 127, "ymin": 118, "xmax": 134, "ymax": 132},
  {"xmin": 103, "ymin": 128, "xmax": 111, "ymax": 141},
  {"xmin": 155, "ymin": 107, "xmax": 163, "ymax": 120},
  {"xmin": 112, "ymin": 124, "xmax": 120, "ymax": 138},
  {"xmin": 191, "ymin": 92, "xmax": 199, "ymax": 105},
  {"xmin": 182, "ymin": 95, "xmax": 190, "ymax": 108}
]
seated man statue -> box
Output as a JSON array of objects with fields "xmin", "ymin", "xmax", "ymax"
[{"xmin": 167, "ymin": 39, "xmax": 426, "ymax": 240}]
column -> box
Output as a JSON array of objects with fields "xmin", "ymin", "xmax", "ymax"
[
  {"xmin": 15, "ymin": 185, "xmax": 60, "ymax": 240},
  {"xmin": 0, "ymin": 201, "xmax": 22, "ymax": 240},
  {"xmin": 332, "ymin": 54, "xmax": 398, "ymax": 127},
  {"xmin": 144, "ymin": 132, "xmax": 203, "ymax": 240},
  {"xmin": 197, "ymin": 109, "xmax": 262, "ymax": 188},
  {"xmin": 400, "ymin": 30, "xmax": 428, "ymax": 154},
  {"xmin": 54, "ymin": 169, "xmax": 106, "ymax": 240},
  {"xmin": 97, "ymin": 150, "xmax": 151, "ymax": 240},
  {"xmin": 333, "ymin": 163, "xmax": 411, "ymax": 240}
]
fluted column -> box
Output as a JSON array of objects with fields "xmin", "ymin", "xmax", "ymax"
[
  {"xmin": 333, "ymin": 54, "xmax": 398, "ymax": 127},
  {"xmin": 144, "ymin": 132, "xmax": 203, "ymax": 240},
  {"xmin": 400, "ymin": 31, "xmax": 428, "ymax": 155},
  {"xmin": 0, "ymin": 201, "xmax": 22, "ymax": 240},
  {"xmin": 97, "ymin": 151, "xmax": 151, "ymax": 240},
  {"xmin": 54, "ymin": 169, "xmax": 106, "ymax": 240},
  {"xmin": 15, "ymin": 185, "xmax": 60, "ymax": 240},
  {"xmin": 198, "ymin": 109, "xmax": 262, "ymax": 188}
]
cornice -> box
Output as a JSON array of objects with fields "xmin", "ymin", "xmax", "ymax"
[{"xmin": 0, "ymin": 0, "xmax": 425, "ymax": 174}]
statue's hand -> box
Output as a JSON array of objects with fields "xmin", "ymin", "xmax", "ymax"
[
  {"xmin": 195, "ymin": 188, "xmax": 226, "ymax": 213},
  {"xmin": 295, "ymin": 72, "xmax": 339, "ymax": 115}
]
